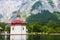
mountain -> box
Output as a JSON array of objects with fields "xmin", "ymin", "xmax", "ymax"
[
  {"xmin": 26, "ymin": 0, "xmax": 60, "ymax": 23},
  {"xmin": 0, "ymin": 0, "xmax": 60, "ymax": 23},
  {"xmin": 26, "ymin": 10, "xmax": 59, "ymax": 23}
]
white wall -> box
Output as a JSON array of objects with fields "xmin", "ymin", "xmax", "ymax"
[
  {"xmin": 22, "ymin": 26, "xmax": 26, "ymax": 34},
  {"xmin": 10, "ymin": 25, "xmax": 26, "ymax": 34}
]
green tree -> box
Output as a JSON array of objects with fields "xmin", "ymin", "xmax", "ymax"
[
  {"xmin": 56, "ymin": 27, "xmax": 60, "ymax": 33},
  {"xmin": 5, "ymin": 26, "xmax": 10, "ymax": 31},
  {"xmin": 47, "ymin": 21, "xmax": 58, "ymax": 29},
  {"xmin": 0, "ymin": 22, "xmax": 6, "ymax": 31},
  {"xmin": 26, "ymin": 23, "xmax": 34, "ymax": 32},
  {"xmin": 40, "ymin": 25, "xmax": 53, "ymax": 33},
  {"xmin": 33, "ymin": 22, "xmax": 42, "ymax": 32}
]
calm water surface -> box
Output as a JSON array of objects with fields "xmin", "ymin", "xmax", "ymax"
[{"xmin": 0, "ymin": 35, "xmax": 60, "ymax": 40}]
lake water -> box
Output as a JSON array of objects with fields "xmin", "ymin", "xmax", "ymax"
[{"xmin": 0, "ymin": 35, "xmax": 60, "ymax": 40}]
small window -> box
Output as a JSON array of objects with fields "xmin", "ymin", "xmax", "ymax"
[
  {"xmin": 23, "ymin": 28, "xmax": 24, "ymax": 30},
  {"xmin": 12, "ymin": 27, "xmax": 14, "ymax": 30}
]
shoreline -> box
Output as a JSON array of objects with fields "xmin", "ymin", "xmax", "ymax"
[{"xmin": 1, "ymin": 33, "xmax": 60, "ymax": 35}]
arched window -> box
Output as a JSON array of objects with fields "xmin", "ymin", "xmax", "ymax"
[
  {"xmin": 23, "ymin": 27, "xmax": 24, "ymax": 30},
  {"xmin": 12, "ymin": 27, "xmax": 14, "ymax": 30}
]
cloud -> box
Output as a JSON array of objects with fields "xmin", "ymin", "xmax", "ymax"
[{"xmin": 0, "ymin": 0, "xmax": 22, "ymax": 22}]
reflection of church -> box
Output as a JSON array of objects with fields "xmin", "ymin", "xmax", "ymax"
[
  {"xmin": 10, "ymin": 14, "xmax": 26, "ymax": 34},
  {"xmin": 10, "ymin": 35, "xmax": 26, "ymax": 40}
]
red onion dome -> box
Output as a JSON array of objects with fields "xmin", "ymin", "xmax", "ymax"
[
  {"xmin": 11, "ymin": 14, "xmax": 26, "ymax": 26},
  {"xmin": 11, "ymin": 20, "xmax": 26, "ymax": 26}
]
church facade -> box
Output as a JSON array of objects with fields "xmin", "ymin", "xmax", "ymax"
[{"xmin": 10, "ymin": 14, "xmax": 26, "ymax": 34}]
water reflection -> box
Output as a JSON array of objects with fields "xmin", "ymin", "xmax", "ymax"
[
  {"xmin": 0, "ymin": 35, "xmax": 60, "ymax": 40},
  {"xmin": 5, "ymin": 35, "xmax": 7, "ymax": 39},
  {"xmin": 10, "ymin": 35, "xmax": 26, "ymax": 40},
  {"xmin": 5, "ymin": 35, "xmax": 10, "ymax": 40},
  {"xmin": 0, "ymin": 35, "xmax": 10, "ymax": 40}
]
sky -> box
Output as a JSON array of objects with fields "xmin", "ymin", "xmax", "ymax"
[
  {"xmin": 0, "ymin": 0, "xmax": 35, "ymax": 23},
  {"xmin": 0, "ymin": 0, "xmax": 59, "ymax": 16},
  {"xmin": 0, "ymin": 0, "xmax": 24, "ymax": 22}
]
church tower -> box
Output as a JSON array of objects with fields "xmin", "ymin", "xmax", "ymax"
[{"xmin": 10, "ymin": 14, "xmax": 26, "ymax": 34}]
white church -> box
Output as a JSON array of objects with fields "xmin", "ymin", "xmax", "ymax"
[{"xmin": 10, "ymin": 14, "xmax": 26, "ymax": 34}]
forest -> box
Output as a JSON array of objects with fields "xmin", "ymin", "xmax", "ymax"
[{"xmin": 26, "ymin": 10, "xmax": 60, "ymax": 33}]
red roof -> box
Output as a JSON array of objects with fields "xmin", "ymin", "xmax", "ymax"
[
  {"xmin": 11, "ymin": 20, "xmax": 26, "ymax": 26},
  {"xmin": 11, "ymin": 14, "xmax": 26, "ymax": 26}
]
